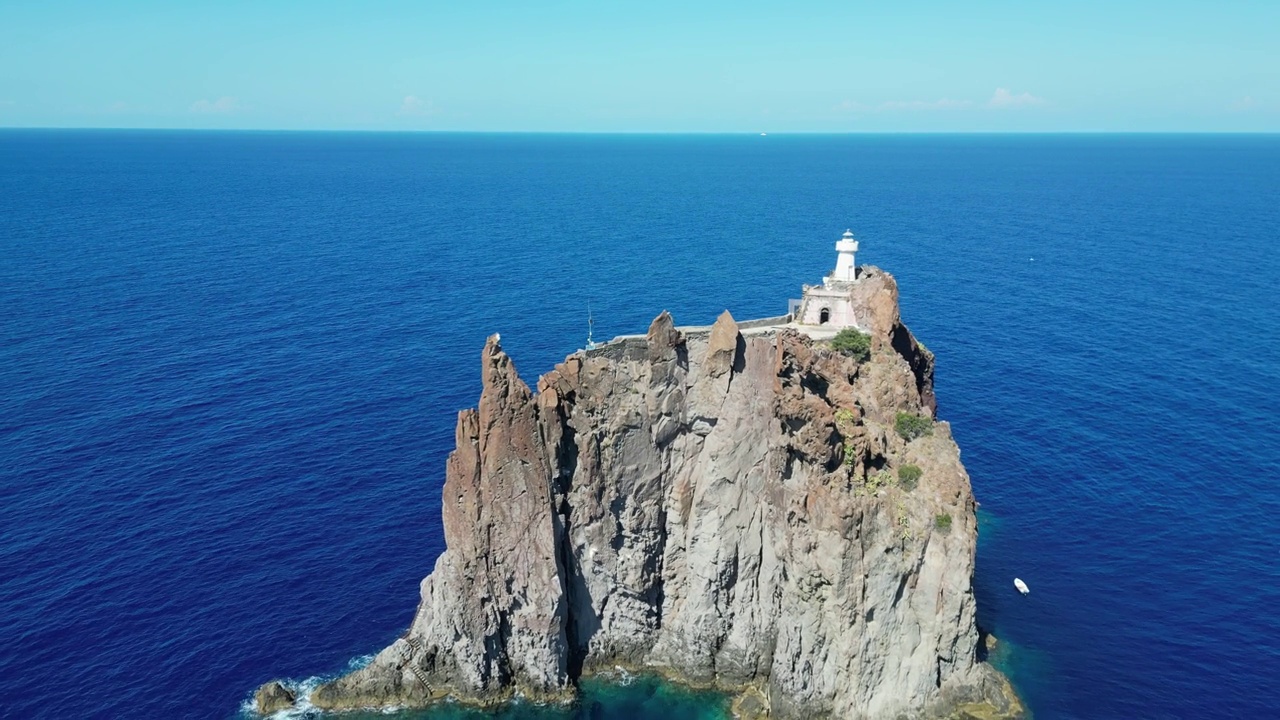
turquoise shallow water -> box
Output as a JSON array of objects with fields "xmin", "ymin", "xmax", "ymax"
[
  {"xmin": 320, "ymin": 677, "xmax": 730, "ymax": 720},
  {"xmin": 281, "ymin": 671, "xmax": 732, "ymax": 717},
  {"xmin": 2, "ymin": 131, "xmax": 1278, "ymax": 718}
]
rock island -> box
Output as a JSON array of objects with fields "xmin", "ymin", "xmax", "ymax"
[{"xmin": 256, "ymin": 230, "xmax": 1023, "ymax": 719}]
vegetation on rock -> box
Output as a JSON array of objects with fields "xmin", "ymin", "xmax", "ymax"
[
  {"xmin": 935, "ymin": 513, "xmax": 953, "ymax": 534},
  {"xmin": 835, "ymin": 409, "xmax": 859, "ymax": 467},
  {"xmin": 859, "ymin": 469, "xmax": 894, "ymax": 496},
  {"xmin": 895, "ymin": 412, "xmax": 933, "ymax": 441},
  {"xmin": 898, "ymin": 464, "xmax": 922, "ymax": 491},
  {"xmin": 830, "ymin": 328, "xmax": 871, "ymax": 361},
  {"xmin": 897, "ymin": 501, "xmax": 913, "ymax": 542}
]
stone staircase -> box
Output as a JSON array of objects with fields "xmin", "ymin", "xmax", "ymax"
[{"xmin": 400, "ymin": 635, "xmax": 431, "ymax": 690}]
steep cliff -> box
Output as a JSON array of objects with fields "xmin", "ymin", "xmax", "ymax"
[{"xmin": 264, "ymin": 267, "xmax": 1021, "ymax": 719}]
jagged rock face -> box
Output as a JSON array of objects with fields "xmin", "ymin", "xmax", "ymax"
[
  {"xmin": 253, "ymin": 681, "xmax": 295, "ymax": 714},
  {"xmin": 306, "ymin": 268, "xmax": 1017, "ymax": 718}
]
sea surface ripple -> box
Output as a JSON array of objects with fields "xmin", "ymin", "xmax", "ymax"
[{"xmin": 1, "ymin": 131, "xmax": 1277, "ymax": 719}]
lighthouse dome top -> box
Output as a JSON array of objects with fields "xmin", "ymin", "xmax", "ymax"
[{"xmin": 843, "ymin": 229, "xmax": 854, "ymax": 238}]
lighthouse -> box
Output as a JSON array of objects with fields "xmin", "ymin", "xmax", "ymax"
[
  {"xmin": 829, "ymin": 229, "xmax": 859, "ymax": 283},
  {"xmin": 793, "ymin": 229, "xmax": 866, "ymax": 328}
]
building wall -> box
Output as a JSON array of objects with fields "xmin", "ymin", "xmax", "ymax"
[{"xmin": 797, "ymin": 285, "xmax": 860, "ymax": 328}]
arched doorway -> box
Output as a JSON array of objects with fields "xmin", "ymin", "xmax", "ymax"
[{"xmin": 819, "ymin": 307, "xmax": 830, "ymax": 324}]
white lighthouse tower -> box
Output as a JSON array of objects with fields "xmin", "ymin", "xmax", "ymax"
[
  {"xmin": 828, "ymin": 229, "xmax": 859, "ymax": 283},
  {"xmin": 794, "ymin": 228, "xmax": 865, "ymax": 328}
]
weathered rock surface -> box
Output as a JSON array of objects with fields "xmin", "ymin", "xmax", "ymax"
[
  {"xmin": 253, "ymin": 681, "xmax": 295, "ymax": 714},
  {"xmin": 269, "ymin": 267, "xmax": 1022, "ymax": 718}
]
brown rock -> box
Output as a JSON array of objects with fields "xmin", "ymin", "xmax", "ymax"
[
  {"xmin": 645, "ymin": 310, "xmax": 683, "ymax": 362},
  {"xmin": 704, "ymin": 310, "xmax": 739, "ymax": 378}
]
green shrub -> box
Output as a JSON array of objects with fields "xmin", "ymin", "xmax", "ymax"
[
  {"xmin": 898, "ymin": 464, "xmax": 922, "ymax": 491},
  {"xmin": 935, "ymin": 513, "xmax": 953, "ymax": 533},
  {"xmin": 834, "ymin": 408, "xmax": 857, "ymax": 427},
  {"xmin": 894, "ymin": 412, "xmax": 933, "ymax": 441},
  {"xmin": 830, "ymin": 328, "xmax": 871, "ymax": 362}
]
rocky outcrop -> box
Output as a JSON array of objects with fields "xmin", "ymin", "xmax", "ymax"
[
  {"xmin": 253, "ymin": 681, "xmax": 295, "ymax": 714},
  {"xmin": 261, "ymin": 267, "xmax": 1021, "ymax": 719}
]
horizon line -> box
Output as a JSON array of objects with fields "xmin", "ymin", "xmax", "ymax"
[{"xmin": 2, "ymin": 126, "xmax": 1279, "ymax": 136}]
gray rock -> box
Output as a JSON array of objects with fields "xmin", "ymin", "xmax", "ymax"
[
  {"xmin": 253, "ymin": 681, "xmax": 295, "ymax": 714},
  {"xmin": 303, "ymin": 269, "xmax": 1023, "ymax": 719}
]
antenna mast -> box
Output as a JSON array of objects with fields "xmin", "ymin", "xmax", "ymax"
[{"xmin": 585, "ymin": 301, "xmax": 597, "ymax": 350}]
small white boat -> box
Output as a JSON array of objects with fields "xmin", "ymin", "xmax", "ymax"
[{"xmin": 1014, "ymin": 578, "xmax": 1029, "ymax": 595}]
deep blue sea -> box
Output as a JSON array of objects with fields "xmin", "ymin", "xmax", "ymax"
[{"xmin": 2, "ymin": 131, "xmax": 1278, "ymax": 719}]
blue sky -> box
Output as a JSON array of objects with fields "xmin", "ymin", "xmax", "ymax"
[{"xmin": 0, "ymin": 0, "xmax": 1276, "ymax": 132}]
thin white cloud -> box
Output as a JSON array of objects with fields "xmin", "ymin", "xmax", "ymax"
[
  {"xmin": 0, "ymin": 100, "xmax": 14, "ymax": 109},
  {"xmin": 189, "ymin": 96, "xmax": 240, "ymax": 114},
  {"xmin": 833, "ymin": 99, "xmax": 869, "ymax": 112},
  {"xmin": 397, "ymin": 95, "xmax": 435, "ymax": 117},
  {"xmin": 836, "ymin": 98, "xmax": 972, "ymax": 113},
  {"xmin": 1230, "ymin": 95, "xmax": 1256, "ymax": 112},
  {"xmin": 840, "ymin": 91, "xmax": 1049, "ymax": 114},
  {"xmin": 878, "ymin": 98, "xmax": 972, "ymax": 112},
  {"xmin": 106, "ymin": 101, "xmax": 128, "ymax": 114},
  {"xmin": 988, "ymin": 88, "xmax": 1045, "ymax": 108}
]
